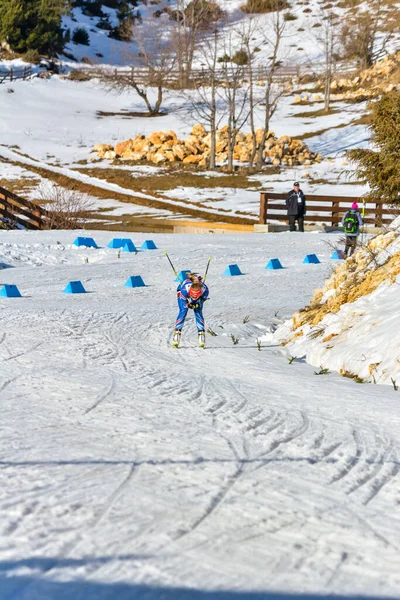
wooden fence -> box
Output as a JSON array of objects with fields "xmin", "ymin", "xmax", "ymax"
[
  {"xmin": 83, "ymin": 61, "xmax": 357, "ymax": 87},
  {"xmin": 0, "ymin": 186, "xmax": 48, "ymax": 230},
  {"xmin": 0, "ymin": 66, "xmax": 32, "ymax": 84},
  {"xmin": 259, "ymin": 192, "xmax": 394, "ymax": 227}
]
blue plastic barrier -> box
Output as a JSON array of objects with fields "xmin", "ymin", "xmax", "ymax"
[
  {"xmin": 141, "ymin": 240, "xmax": 157, "ymax": 250},
  {"xmin": 303, "ymin": 254, "xmax": 320, "ymax": 264},
  {"xmin": 266, "ymin": 258, "xmax": 283, "ymax": 270},
  {"xmin": 223, "ymin": 264, "xmax": 242, "ymax": 276},
  {"xmin": 175, "ymin": 270, "xmax": 191, "ymax": 282},
  {"xmin": 0, "ymin": 284, "xmax": 22, "ymax": 298},
  {"xmin": 73, "ymin": 237, "xmax": 98, "ymax": 248},
  {"xmin": 122, "ymin": 241, "xmax": 137, "ymax": 253},
  {"xmin": 124, "ymin": 276, "xmax": 146, "ymax": 288},
  {"xmin": 63, "ymin": 281, "xmax": 87, "ymax": 294}
]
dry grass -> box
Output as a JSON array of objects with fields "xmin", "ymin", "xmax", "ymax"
[
  {"xmin": 0, "ymin": 176, "xmax": 40, "ymax": 196},
  {"xmin": 78, "ymin": 166, "xmax": 263, "ymax": 193},
  {"xmin": 4, "ymin": 158, "xmax": 257, "ymax": 229},
  {"xmin": 292, "ymin": 236, "xmax": 400, "ymax": 330},
  {"xmin": 293, "ymin": 107, "xmax": 340, "ymax": 118}
]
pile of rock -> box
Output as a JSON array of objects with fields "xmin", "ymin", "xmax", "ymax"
[
  {"xmin": 294, "ymin": 51, "xmax": 400, "ymax": 104},
  {"xmin": 93, "ymin": 125, "xmax": 323, "ymax": 167}
]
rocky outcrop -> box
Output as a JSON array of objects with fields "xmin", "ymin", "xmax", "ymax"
[
  {"xmin": 93, "ymin": 126, "xmax": 323, "ymax": 167},
  {"xmin": 294, "ymin": 51, "xmax": 400, "ymax": 104}
]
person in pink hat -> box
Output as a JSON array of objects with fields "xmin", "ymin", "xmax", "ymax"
[{"xmin": 342, "ymin": 201, "xmax": 364, "ymax": 257}]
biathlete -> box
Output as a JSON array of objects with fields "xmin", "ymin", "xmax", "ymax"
[{"xmin": 173, "ymin": 273, "xmax": 209, "ymax": 348}]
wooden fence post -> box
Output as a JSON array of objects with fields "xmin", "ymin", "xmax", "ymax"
[
  {"xmin": 332, "ymin": 198, "xmax": 339, "ymax": 227},
  {"xmin": 375, "ymin": 199, "xmax": 383, "ymax": 226},
  {"xmin": 259, "ymin": 193, "xmax": 268, "ymax": 224}
]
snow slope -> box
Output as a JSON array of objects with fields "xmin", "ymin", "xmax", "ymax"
[
  {"xmin": 273, "ymin": 222, "xmax": 400, "ymax": 385},
  {"xmin": 1, "ymin": 230, "xmax": 400, "ymax": 599}
]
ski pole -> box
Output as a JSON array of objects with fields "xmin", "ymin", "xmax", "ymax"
[
  {"xmin": 361, "ymin": 198, "xmax": 366, "ymax": 246},
  {"xmin": 203, "ymin": 258, "xmax": 212, "ymax": 282},
  {"xmin": 164, "ymin": 251, "xmax": 178, "ymax": 278}
]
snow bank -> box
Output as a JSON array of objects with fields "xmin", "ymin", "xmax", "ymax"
[{"xmin": 273, "ymin": 219, "xmax": 400, "ymax": 384}]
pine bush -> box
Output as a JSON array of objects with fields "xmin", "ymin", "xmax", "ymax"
[{"xmin": 347, "ymin": 92, "xmax": 400, "ymax": 204}]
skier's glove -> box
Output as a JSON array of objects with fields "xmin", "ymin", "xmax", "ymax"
[{"xmin": 187, "ymin": 302, "xmax": 200, "ymax": 309}]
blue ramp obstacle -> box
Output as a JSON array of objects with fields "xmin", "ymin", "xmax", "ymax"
[
  {"xmin": 223, "ymin": 264, "xmax": 242, "ymax": 276},
  {"xmin": 331, "ymin": 250, "xmax": 345, "ymax": 260},
  {"xmin": 63, "ymin": 281, "xmax": 87, "ymax": 294},
  {"xmin": 175, "ymin": 270, "xmax": 191, "ymax": 282},
  {"xmin": 108, "ymin": 238, "xmax": 134, "ymax": 249},
  {"xmin": 0, "ymin": 284, "xmax": 22, "ymax": 298},
  {"xmin": 266, "ymin": 258, "xmax": 283, "ymax": 270},
  {"xmin": 124, "ymin": 276, "xmax": 146, "ymax": 288},
  {"xmin": 303, "ymin": 254, "xmax": 320, "ymax": 264},
  {"xmin": 141, "ymin": 240, "xmax": 157, "ymax": 250},
  {"xmin": 73, "ymin": 237, "xmax": 98, "ymax": 248},
  {"xmin": 122, "ymin": 241, "xmax": 137, "ymax": 253}
]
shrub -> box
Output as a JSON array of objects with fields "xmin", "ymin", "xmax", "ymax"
[
  {"xmin": 232, "ymin": 49, "xmax": 249, "ymax": 65},
  {"xmin": 72, "ymin": 27, "xmax": 90, "ymax": 45},
  {"xmin": 218, "ymin": 53, "xmax": 231, "ymax": 63},
  {"xmin": 96, "ymin": 18, "xmax": 112, "ymax": 30},
  {"xmin": 184, "ymin": 0, "xmax": 223, "ymax": 28},
  {"xmin": 69, "ymin": 69, "xmax": 91, "ymax": 81},
  {"xmin": 241, "ymin": 0, "xmax": 289, "ymax": 13},
  {"xmin": 22, "ymin": 49, "xmax": 41, "ymax": 64},
  {"xmin": 108, "ymin": 17, "xmax": 134, "ymax": 41},
  {"xmin": 346, "ymin": 92, "xmax": 400, "ymax": 204},
  {"xmin": 81, "ymin": 1, "xmax": 105, "ymax": 17},
  {"xmin": 284, "ymin": 11, "xmax": 297, "ymax": 20}
]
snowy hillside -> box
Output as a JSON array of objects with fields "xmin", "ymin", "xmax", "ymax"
[
  {"xmin": 273, "ymin": 219, "xmax": 400, "ymax": 385},
  {"xmin": 1, "ymin": 229, "xmax": 400, "ymax": 599},
  {"xmin": 62, "ymin": 0, "xmax": 400, "ymax": 68}
]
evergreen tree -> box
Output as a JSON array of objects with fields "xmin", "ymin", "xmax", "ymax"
[
  {"xmin": 0, "ymin": 0, "xmax": 70, "ymax": 55},
  {"xmin": 347, "ymin": 92, "xmax": 400, "ymax": 204}
]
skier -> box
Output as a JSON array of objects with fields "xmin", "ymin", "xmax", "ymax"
[
  {"xmin": 173, "ymin": 273, "xmax": 209, "ymax": 348},
  {"xmin": 342, "ymin": 202, "xmax": 364, "ymax": 257},
  {"xmin": 286, "ymin": 182, "xmax": 306, "ymax": 232}
]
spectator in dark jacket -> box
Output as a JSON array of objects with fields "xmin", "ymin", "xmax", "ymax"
[{"xmin": 286, "ymin": 182, "xmax": 306, "ymax": 232}]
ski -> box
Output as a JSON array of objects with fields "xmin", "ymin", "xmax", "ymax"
[
  {"xmin": 198, "ymin": 331, "xmax": 205, "ymax": 348},
  {"xmin": 172, "ymin": 330, "xmax": 181, "ymax": 348}
]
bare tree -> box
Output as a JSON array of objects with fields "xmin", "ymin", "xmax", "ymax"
[
  {"xmin": 340, "ymin": 0, "xmax": 397, "ymax": 69},
  {"xmin": 242, "ymin": 10, "xmax": 286, "ymax": 171},
  {"xmin": 219, "ymin": 34, "xmax": 251, "ymax": 172},
  {"xmin": 37, "ymin": 182, "xmax": 94, "ymax": 230},
  {"xmin": 183, "ymin": 28, "xmax": 224, "ymax": 169},
  {"xmin": 314, "ymin": 9, "xmax": 342, "ymax": 113},
  {"xmin": 173, "ymin": 0, "xmax": 223, "ymax": 87},
  {"xmin": 100, "ymin": 17, "xmax": 176, "ymax": 115}
]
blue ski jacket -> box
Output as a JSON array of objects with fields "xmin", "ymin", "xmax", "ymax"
[{"xmin": 177, "ymin": 279, "xmax": 209, "ymax": 304}]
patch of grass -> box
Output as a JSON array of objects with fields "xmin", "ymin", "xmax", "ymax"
[
  {"xmin": 293, "ymin": 107, "xmax": 339, "ymax": 118},
  {"xmin": 4, "ymin": 156, "xmax": 256, "ymax": 229},
  {"xmin": 96, "ymin": 110, "xmax": 167, "ymax": 118},
  {"xmin": 78, "ymin": 166, "xmax": 263, "ymax": 193}
]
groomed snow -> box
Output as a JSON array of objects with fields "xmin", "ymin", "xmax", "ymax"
[{"xmin": 1, "ymin": 229, "xmax": 400, "ymax": 599}]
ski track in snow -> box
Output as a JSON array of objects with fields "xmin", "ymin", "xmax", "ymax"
[{"xmin": 0, "ymin": 231, "xmax": 400, "ymax": 598}]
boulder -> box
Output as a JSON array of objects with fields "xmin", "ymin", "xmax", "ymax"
[
  {"xmin": 104, "ymin": 150, "xmax": 116, "ymax": 160},
  {"xmin": 148, "ymin": 132, "xmax": 163, "ymax": 148},
  {"xmin": 183, "ymin": 154, "xmax": 202, "ymax": 164},
  {"xmin": 152, "ymin": 151, "xmax": 168, "ymax": 164},
  {"xmin": 115, "ymin": 139, "xmax": 134, "ymax": 157},
  {"xmin": 191, "ymin": 124, "xmax": 206, "ymax": 137},
  {"xmin": 172, "ymin": 144, "xmax": 188, "ymax": 160}
]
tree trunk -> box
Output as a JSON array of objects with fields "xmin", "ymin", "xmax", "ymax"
[{"xmin": 154, "ymin": 86, "xmax": 163, "ymax": 114}]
